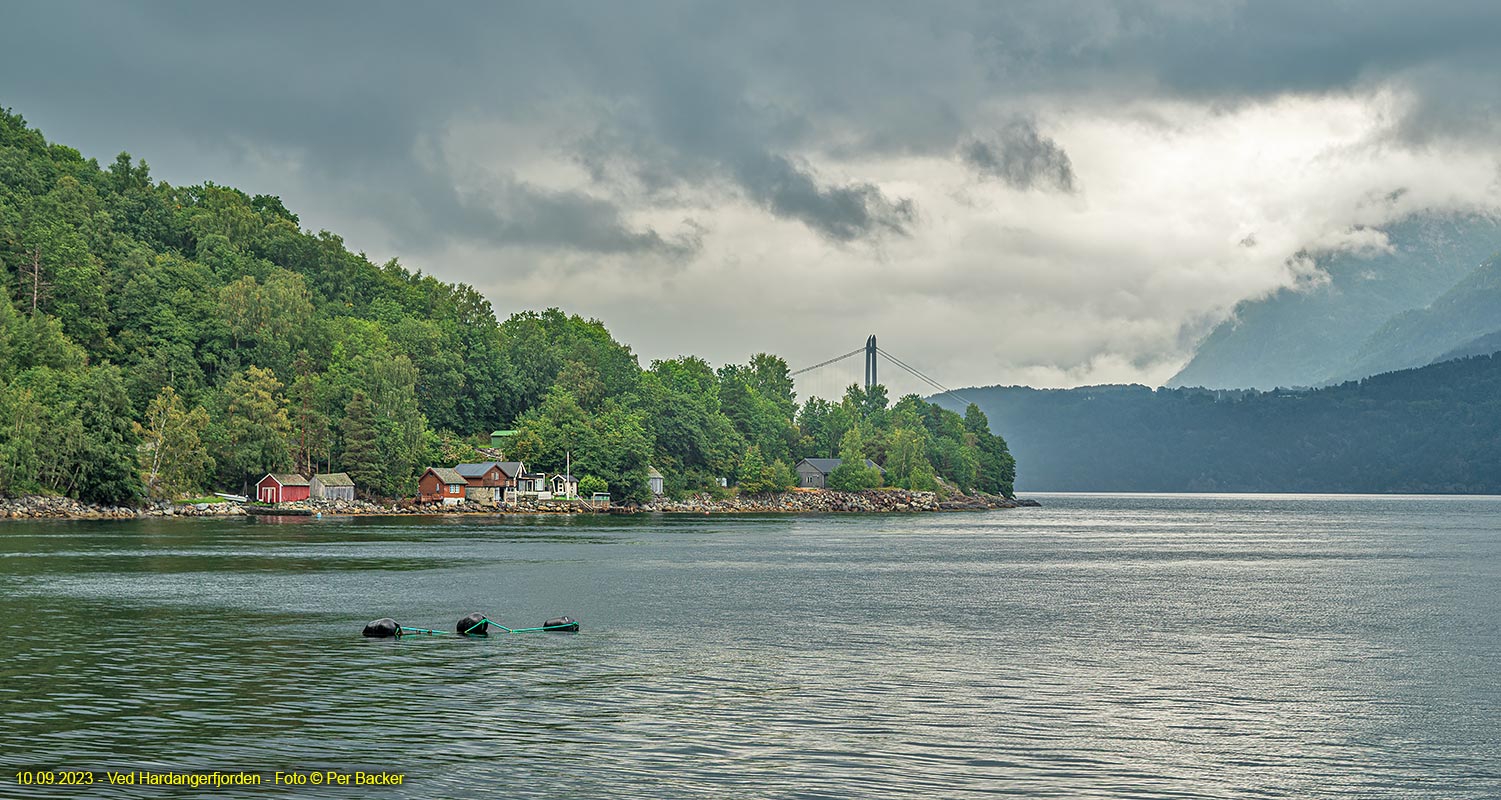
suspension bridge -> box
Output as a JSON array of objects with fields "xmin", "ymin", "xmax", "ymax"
[{"xmin": 789, "ymin": 335, "xmax": 973, "ymax": 406}]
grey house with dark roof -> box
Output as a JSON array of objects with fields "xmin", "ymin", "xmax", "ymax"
[{"xmin": 793, "ymin": 457, "xmax": 883, "ymax": 489}]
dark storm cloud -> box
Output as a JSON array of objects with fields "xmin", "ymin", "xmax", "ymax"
[
  {"xmin": 438, "ymin": 177, "xmax": 700, "ymax": 258},
  {"xmin": 735, "ymin": 153, "xmax": 915, "ymax": 241},
  {"xmin": 7, "ymin": 1, "xmax": 1501, "ymax": 214},
  {"xmin": 961, "ymin": 122, "xmax": 1077, "ymax": 193}
]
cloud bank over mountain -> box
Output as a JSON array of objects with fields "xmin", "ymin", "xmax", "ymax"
[{"xmin": 6, "ymin": 1, "xmax": 1501, "ymax": 390}]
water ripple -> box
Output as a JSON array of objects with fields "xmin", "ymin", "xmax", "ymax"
[{"xmin": 1, "ymin": 497, "xmax": 1498, "ymax": 798}]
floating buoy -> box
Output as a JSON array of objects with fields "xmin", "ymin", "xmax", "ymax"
[
  {"xmin": 457, "ymin": 612, "xmax": 489, "ymax": 636},
  {"xmin": 362, "ymin": 613, "xmax": 580, "ymax": 637},
  {"xmin": 362, "ymin": 618, "xmax": 402, "ymax": 638}
]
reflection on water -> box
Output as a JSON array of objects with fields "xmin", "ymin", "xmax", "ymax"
[{"xmin": 2, "ymin": 495, "xmax": 1499, "ymax": 798}]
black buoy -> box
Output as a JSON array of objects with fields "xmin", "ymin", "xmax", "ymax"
[
  {"xmin": 362, "ymin": 618, "xmax": 402, "ymax": 638},
  {"xmin": 457, "ymin": 612, "xmax": 489, "ymax": 636},
  {"xmin": 543, "ymin": 616, "xmax": 579, "ymax": 633}
]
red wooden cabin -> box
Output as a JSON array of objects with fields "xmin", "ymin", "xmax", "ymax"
[
  {"xmin": 256, "ymin": 473, "xmax": 310, "ymax": 504},
  {"xmin": 418, "ymin": 467, "xmax": 467, "ymax": 505}
]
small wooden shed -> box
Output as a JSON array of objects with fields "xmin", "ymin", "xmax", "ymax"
[
  {"xmin": 647, "ymin": 466, "xmax": 665, "ymax": 496},
  {"xmin": 311, "ymin": 472, "xmax": 355, "ymax": 501},
  {"xmin": 256, "ymin": 473, "xmax": 310, "ymax": 504},
  {"xmin": 418, "ymin": 467, "xmax": 468, "ymax": 505},
  {"xmin": 551, "ymin": 474, "xmax": 578, "ymax": 499}
]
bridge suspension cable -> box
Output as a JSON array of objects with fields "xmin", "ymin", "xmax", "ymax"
[
  {"xmin": 789, "ymin": 347, "xmax": 865, "ymax": 377},
  {"xmin": 876, "ymin": 346, "xmax": 974, "ymax": 408},
  {"xmin": 789, "ymin": 339, "xmax": 976, "ymax": 409}
]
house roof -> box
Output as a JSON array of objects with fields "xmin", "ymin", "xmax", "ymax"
[
  {"xmin": 646, "ymin": 466, "xmax": 664, "ymax": 479},
  {"xmin": 262, "ymin": 473, "xmax": 310, "ymax": 486},
  {"xmin": 313, "ymin": 472, "xmax": 354, "ymax": 487},
  {"xmin": 495, "ymin": 461, "xmax": 526, "ymax": 477},
  {"xmin": 454, "ymin": 462, "xmax": 500, "ymax": 478},
  {"xmin": 796, "ymin": 458, "xmax": 883, "ymax": 475},
  {"xmin": 426, "ymin": 467, "xmax": 467, "ymax": 485}
]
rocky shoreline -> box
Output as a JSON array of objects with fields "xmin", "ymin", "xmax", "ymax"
[
  {"xmin": 641, "ymin": 488, "xmax": 1033, "ymax": 513},
  {"xmin": 0, "ymin": 496, "xmax": 250, "ymax": 519},
  {"xmin": 0, "ymin": 489, "xmax": 1037, "ymax": 520}
]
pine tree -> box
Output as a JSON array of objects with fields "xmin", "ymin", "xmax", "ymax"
[{"xmin": 339, "ymin": 392, "xmax": 383, "ymax": 499}]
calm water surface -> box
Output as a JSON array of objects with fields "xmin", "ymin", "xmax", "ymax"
[{"xmin": 2, "ymin": 494, "xmax": 1499, "ymax": 798}]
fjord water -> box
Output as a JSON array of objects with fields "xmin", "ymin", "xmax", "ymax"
[{"xmin": 2, "ymin": 495, "xmax": 1498, "ymax": 799}]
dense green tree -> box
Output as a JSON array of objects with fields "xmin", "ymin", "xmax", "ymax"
[
  {"xmin": 964, "ymin": 404, "xmax": 1016, "ymax": 494},
  {"xmin": 826, "ymin": 425, "xmax": 883, "ymax": 491},
  {"xmin": 72, "ymin": 365, "xmax": 142, "ymax": 504},
  {"xmin": 513, "ymin": 386, "xmax": 651, "ymax": 503},
  {"xmin": 287, "ymin": 356, "xmax": 332, "ymax": 475},
  {"xmin": 885, "ymin": 426, "xmax": 931, "ymax": 490},
  {"xmin": 719, "ymin": 359, "xmax": 799, "ymax": 465},
  {"xmin": 338, "ymin": 392, "xmax": 384, "ymax": 498},
  {"xmin": 0, "ymin": 383, "xmax": 43, "ymax": 496},
  {"xmin": 331, "ymin": 356, "xmax": 431, "ymax": 497},
  {"xmin": 641, "ymin": 356, "xmax": 744, "ymax": 492},
  {"xmin": 577, "ymin": 475, "xmax": 608, "ymax": 497},
  {"xmin": 737, "ymin": 445, "xmax": 795, "ymax": 494},
  {"xmin": 218, "ymin": 366, "xmax": 292, "ymax": 492},
  {"xmin": 136, "ymin": 386, "xmax": 212, "ymax": 500}
]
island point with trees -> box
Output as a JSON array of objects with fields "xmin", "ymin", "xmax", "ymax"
[{"xmin": 0, "ymin": 108, "xmax": 1016, "ymax": 514}]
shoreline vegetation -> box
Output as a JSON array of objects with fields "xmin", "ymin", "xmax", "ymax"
[
  {"xmin": 0, "ymin": 108, "xmax": 1019, "ymax": 511},
  {"xmin": 0, "ymin": 489, "xmax": 1035, "ymax": 520}
]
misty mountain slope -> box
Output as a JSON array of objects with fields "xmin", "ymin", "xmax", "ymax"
[
  {"xmin": 1168, "ymin": 213, "xmax": 1501, "ymax": 389},
  {"xmin": 1330, "ymin": 257, "xmax": 1501, "ymax": 382},
  {"xmin": 939, "ymin": 353, "xmax": 1501, "ymax": 493},
  {"xmin": 1436, "ymin": 328, "xmax": 1501, "ymax": 363}
]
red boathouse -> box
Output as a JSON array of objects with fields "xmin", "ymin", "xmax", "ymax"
[{"xmin": 256, "ymin": 473, "xmax": 310, "ymax": 504}]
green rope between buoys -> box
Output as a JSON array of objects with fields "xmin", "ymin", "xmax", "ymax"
[
  {"xmin": 467, "ymin": 617, "xmax": 573, "ymax": 634},
  {"xmin": 391, "ymin": 618, "xmax": 573, "ymax": 637},
  {"xmin": 464, "ymin": 617, "xmax": 508, "ymax": 635},
  {"xmin": 508, "ymin": 623, "xmax": 575, "ymax": 632}
]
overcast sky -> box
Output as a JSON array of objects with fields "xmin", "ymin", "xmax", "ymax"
[{"xmin": 6, "ymin": 1, "xmax": 1501, "ymax": 395}]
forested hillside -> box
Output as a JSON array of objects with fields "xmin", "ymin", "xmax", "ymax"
[
  {"xmin": 0, "ymin": 109, "xmax": 1013, "ymax": 504},
  {"xmin": 945, "ymin": 353, "xmax": 1501, "ymax": 493}
]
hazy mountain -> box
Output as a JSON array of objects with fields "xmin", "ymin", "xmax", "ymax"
[
  {"xmin": 1331, "ymin": 257, "xmax": 1501, "ymax": 382},
  {"xmin": 1168, "ymin": 213, "xmax": 1501, "ymax": 389},
  {"xmin": 940, "ymin": 352, "xmax": 1501, "ymax": 493},
  {"xmin": 1436, "ymin": 328, "xmax": 1501, "ymax": 363}
]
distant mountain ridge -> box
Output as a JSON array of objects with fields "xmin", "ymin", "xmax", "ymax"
[
  {"xmin": 1329, "ymin": 256, "xmax": 1501, "ymax": 382},
  {"xmin": 940, "ymin": 353, "xmax": 1501, "ymax": 493},
  {"xmin": 1169, "ymin": 213, "xmax": 1501, "ymax": 389},
  {"xmin": 1438, "ymin": 329, "xmax": 1501, "ymax": 363}
]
